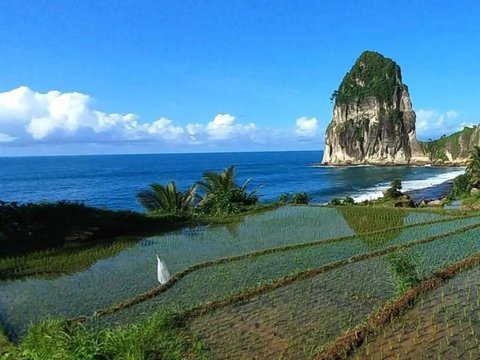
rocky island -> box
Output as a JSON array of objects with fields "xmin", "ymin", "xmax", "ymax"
[{"xmin": 322, "ymin": 51, "xmax": 429, "ymax": 165}]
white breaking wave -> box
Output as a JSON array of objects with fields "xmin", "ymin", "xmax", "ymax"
[{"xmin": 351, "ymin": 169, "xmax": 465, "ymax": 203}]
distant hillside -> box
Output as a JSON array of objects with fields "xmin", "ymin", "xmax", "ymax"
[{"xmin": 423, "ymin": 126, "xmax": 480, "ymax": 164}]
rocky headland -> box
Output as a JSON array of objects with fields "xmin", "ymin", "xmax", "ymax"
[{"xmin": 321, "ymin": 51, "xmax": 477, "ymax": 166}]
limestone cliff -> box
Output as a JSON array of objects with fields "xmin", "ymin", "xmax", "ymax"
[
  {"xmin": 322, "ymin": 51, "xmax": 427, "ymax": 165},
  {"xmin": 424, "ymin": 126, "xmax": 480, "ymax": 164}
]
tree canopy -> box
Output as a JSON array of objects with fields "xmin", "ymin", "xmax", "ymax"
[{"xmin": 332, "ymin": 51, "xmax": 404, "ymax": 105}]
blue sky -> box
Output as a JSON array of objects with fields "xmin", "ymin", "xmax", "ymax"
[{"xmin": 0, "ymin": 0, "xmax": 479, "ymax": 156}]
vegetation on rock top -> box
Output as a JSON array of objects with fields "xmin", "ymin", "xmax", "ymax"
[
  {"xmin": 423, "ymin": 125, "xmax": 477, "ymax": 162},
  {"xmin": 331, "ymin": 50, "xmax": 405, "ymax": 105}
]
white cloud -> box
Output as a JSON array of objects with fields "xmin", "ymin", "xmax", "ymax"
[
  {"xmin": 0, "ymin": 133, "xmax": 16, "ymax": 143},
  {"xmin": 416, "ymin": 109, "xmax": 474, "ymax": 140},
  {"xmin": 205, "ymin": 113, "xmax": 256, "ymax": 141},
  {"xmin": 0, "ymin": 86, "xmax": 321, "ymax": 152},
  {"xmin": 0, "ymin": 86, "xmax": 141, "ymax": 142},
  {"xmin": 295, "ymin": 117, "xmax": 318, "ymax": 139}
]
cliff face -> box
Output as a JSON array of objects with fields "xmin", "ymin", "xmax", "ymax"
[
  {"xmin": 322, "ymin": 51, "xmax": 427, "ymax": 165},
  {"xmin": 424, "ymin": 126, "xmax": 480, "ymax": 164}
]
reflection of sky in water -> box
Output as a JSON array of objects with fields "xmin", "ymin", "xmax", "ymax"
[
  {"xmin": 0, "ymin": 206, "xmax": 354, "ymax": 339},
  {"xmin": 403, "ymin": 212, "xmax": 443, "ymax": 225},
  {"xmin": 96, "ymin": 216, "xmax": 480, "ymax": 329}
]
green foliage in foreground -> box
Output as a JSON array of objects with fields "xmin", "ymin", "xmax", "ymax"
[
  {"xmin": 384, "ymin": 178, "xmax": 403, "ymax": 199},
  {"xmin": 195, "ymin": 166, "xmax": 258, "ymax": 216},
  {"xmin": 448, "ymin": 147, "xmax": 480, "ymax": 202},
  {"xmin": 291, "ymin": 192, "xmax": 309, "ymax": 205},
  {"xmin": 277, "ymin": 192, "xmax": 309, "ymax": 205},
  {"xmin": 450, "ymin": 173, "xmax": 471, "ymax": 199},
  {"xmin": 136, "ymin": 181, "xmax": 197, "ymax": 215},
  {"xmin": 136, "ymin": 166, "xmax": 260, "ymax": 217},
  {"xmin": 329, "ymin": 196, "xmax": 355, "ymax": 206},
  {"xmin": 278, "ymin": 193, "xmax": 290, "ymax": 204},
  {"xmin": 2, "ymin": 312, "xmax": 205, "ymax": 360},
  {"xmin": 387, "ymin": 250, "xmax": 420, "ymax": 296},
  {"xmin": 467, "ymin": 146, "xmax": 480, "ymax": 188}
]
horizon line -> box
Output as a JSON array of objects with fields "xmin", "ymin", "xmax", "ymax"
[{"xmin": 0, "ymin": 148, "xmax": 324, "ymax": 159}]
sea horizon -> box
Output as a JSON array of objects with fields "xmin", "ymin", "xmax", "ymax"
[{"xmin": 0, "ymin": 148, "xmax": 323, "ymax": 159}]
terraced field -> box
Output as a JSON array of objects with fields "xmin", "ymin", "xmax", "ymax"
[
  {"xmin": 189, "ymin": 256, "xmax": 393, "ymax": 359},
  {"xmin": 351, "ymin": 266, "xmax": 480, "ymax": 360},
  {"xmin": 2, "ymin": 205, "xmax": 480, "ymax": 360}
]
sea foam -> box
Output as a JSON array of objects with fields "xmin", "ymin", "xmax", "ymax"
[{"xmin": 351, "ymin": 169, "xmax": 465, "ymax": 203}]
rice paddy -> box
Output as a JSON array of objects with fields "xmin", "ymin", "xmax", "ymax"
[
  {"xmin": 3, "ymin": 205, "xmax": 480, "ymax": 360},
  {"xmin": 352, "ymin": 265, "xmax": 480, "ymax": 359}
]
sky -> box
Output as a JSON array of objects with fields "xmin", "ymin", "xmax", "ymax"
[{"xmin": 0, "ymin": 0, "xmax": 479, "ymax": 156}]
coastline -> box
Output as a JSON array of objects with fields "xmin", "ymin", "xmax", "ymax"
[
  {"xmin": 312, "ymin": 162, "xmax": 466, "ymax": 168},
  {"xmin": 349, "ymin": 169, "xmax": 464, "ymax": 203},
  {"xmin": 406, "ymin": 179, "xmax": 454, "ymax": 202}
]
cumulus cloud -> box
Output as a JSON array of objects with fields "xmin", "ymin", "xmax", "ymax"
[
  {"xmin": 416, "ymin": 109, "xmax": 474, "ymax": 140},
  {"xmin": 0, "ymin": 86, "xmax": 321, "ymax": 152},
  {"xmin": 0, "ymin": 86, "xmax": 141, "ymax": 142},
  {"xmin": 295, "ymin": 117, "xmax": 318, "ymax": 139}
]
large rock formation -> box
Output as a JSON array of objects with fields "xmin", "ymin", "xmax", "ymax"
[{"xmin": 322, "ymin": 51, "xmax": 428, "ymax": 165}]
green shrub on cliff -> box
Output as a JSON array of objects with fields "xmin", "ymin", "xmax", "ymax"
[{"xmin": 332, "ymin": 51, "xmax": 404, "ymax": 105}]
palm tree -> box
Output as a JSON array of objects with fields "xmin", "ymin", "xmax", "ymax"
[
  {"xmin": 196, "ymin": 165, "xmax": 237, "ymax": 195},
  {"xmin": 196, "ymin": 165, "xmax": 257, "ymax": 202},
  {"xmin": 136, "ymin": 181, "xmax": 197, "ymax": 215},
  {"xmin": 467, "ymin": 146, "xmax": 480, "ymax": 187}
]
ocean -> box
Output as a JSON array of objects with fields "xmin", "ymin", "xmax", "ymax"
[{"xmin": 0, "ymin": 151, "xmax": 464, "ymax": 211}]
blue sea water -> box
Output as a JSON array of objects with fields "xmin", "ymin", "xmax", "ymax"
[{"xmin": 0, "ymin": 151, "xmax": 464, "ymax": 211}]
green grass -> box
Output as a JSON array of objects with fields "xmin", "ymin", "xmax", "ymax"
[{"xmin": 2, "ymin": 311, "xmax": 205, "ymax": 360}]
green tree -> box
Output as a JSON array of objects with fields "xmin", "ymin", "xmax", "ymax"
[
  {"xmin": 196, "ymin": 166, "xmax": 258, "ymax": 215},
  {"xmin": 385, "ymin": 178, "xmax": 403, "ymax": 198},
  {"xmin": 278, "ymin": 193, "xmax": 290, "ymax": 204},
  {"xmin": 343, "ymin": 196, "xmax": 355, "ymax": 205},
  {"xmin": 466, "ymin": 146, "xmax": 480, "ymax": 187},
  {"xmin": 136, "ymin": 181, "xmax": 197, "ymax": 215},
  {"xmin": 291, "ymin": 192, "xmax": 309, "ymax": 205}
]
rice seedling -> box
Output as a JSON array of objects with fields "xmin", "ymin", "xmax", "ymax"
[
  {"xmin": 3, "ymin": 205, "xmax": 480, "ymax": 358},
  {"xmin": 2, "ymin": 207, "xmax": 475, "ymax": 340},
  {"xmin": 346, "ymin": 265, "xmax": 480, "ymax": 359}
]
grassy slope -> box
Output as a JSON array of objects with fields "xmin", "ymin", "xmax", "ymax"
[
  {"xmin": 423, "ymin": 126, "xmax": 477, "ymax": 160},
  {"xmin": 1, "ymin": 312, "xmax": 205, "ymax": 360}
]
